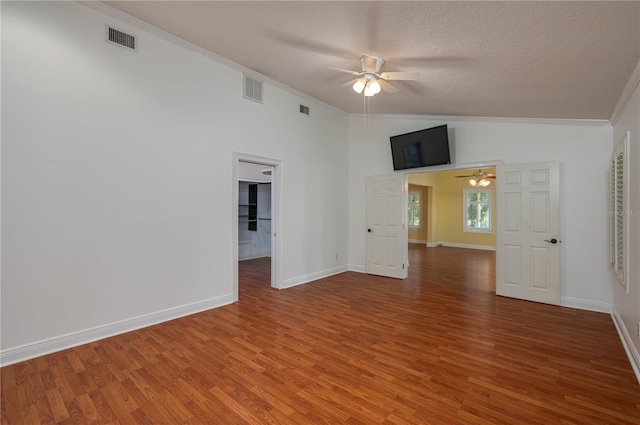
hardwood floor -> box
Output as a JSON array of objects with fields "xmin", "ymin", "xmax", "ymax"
[{"xmin": 2, "ymin": 245, "xmax": 639, "ymax": 424}]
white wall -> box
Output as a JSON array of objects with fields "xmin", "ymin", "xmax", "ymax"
[
  {"xmin": 348, "ymin": 115, "xmax": 613, "ymax": 308},
  {"xmin": 611, "ymin": 80, "xmax": 640, "ymax": 366},
  {"xmin": 1, "ymin": 2, "xmax": 349, "ymax": 358}
]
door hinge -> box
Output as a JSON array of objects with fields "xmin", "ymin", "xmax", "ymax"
[{"xmin": 402, "ymin": 263, "xmax": 405, "ymax": 269}]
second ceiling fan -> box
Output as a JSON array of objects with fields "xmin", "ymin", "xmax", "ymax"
[
  {"xmin": 455, "ymin": 169, "xmax": 496, "ymax": 187},
  {"xmin": 332, "ymin": 54, "xmax": 420, "ymax": 96}
]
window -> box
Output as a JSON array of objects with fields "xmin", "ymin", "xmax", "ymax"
[
  {"xmin": 408, "ymin": 190, "xmax": 422, "ymax": 229},
  {"xmin": 464, "ymin": 188, "xmax": 492, "ymax": 233},
  {"xmin": 610, "ymin": 132, "xmax": 628, "ymax": 288}
]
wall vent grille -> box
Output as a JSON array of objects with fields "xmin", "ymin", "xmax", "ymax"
[
  {"xmin": 299, "ymin": 105, "xmax": 310, "ymax": 115},
  {"xmin": 244, "ymin": 75, "xmax": 263, "ymax": 103},
  {"xmin": 106, "ymin": 25, "xmax": 136, "ymax": 51}
]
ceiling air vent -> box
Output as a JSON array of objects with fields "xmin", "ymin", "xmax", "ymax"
[
  {"xmin": 244, "ymin": 75, "xmax": 263, "ymax": 104},
  {"xmin": 106, "ymin": 25, "xmax": 136, "ymax": 51},
  {"xmin": 299, "ymin": 105, "xmax": 310, "ymax": 116}
]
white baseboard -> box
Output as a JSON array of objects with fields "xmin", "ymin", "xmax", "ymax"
[
  {"xmin": 560, "ymin": 296, "xmax": 612, "ymax": 314},
  {"xmin": 281, "ymin": 265, "xmax": 349, "ymax": 289},
  {"xmin": 426, "ymin": 242, "xmax": 440, "ymax": 248},
  {"xmin": 408, "ymin": 239, "xmax": 427, "ymax": 244},
  {"xmin": 239, "ymin": 251, "xmax": 270, "ymax": 261},
  {"xmin": 0, "ymin": 294, "xmax": 235, "ymax": 367},
  {"xmin": 437, "ymin": 242, "xmax": 496, "ymax": 251},
  {"xmin": 611, "ymin": 306, "xmax": 640, "ymax": 384}
]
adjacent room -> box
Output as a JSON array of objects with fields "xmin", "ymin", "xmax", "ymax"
[{"xmin": 2, "ymin": 1, "xmax": 639, "ymax": 423}]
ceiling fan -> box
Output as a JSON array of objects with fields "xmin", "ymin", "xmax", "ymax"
[
  {"xmin": 332, "ymin": 55, "xmax": 420, "ymax": 97},
  {"xmin": 455, "ymin": 169, "xmax": 496, "ymax": 187}
]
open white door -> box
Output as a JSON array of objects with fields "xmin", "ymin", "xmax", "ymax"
[
  {"xmin": 496, "ymin": 161, "xmax": 560, "ymax": 305},
  {"xmin": 366, "ymin": 174, "xmax": 408, "ymax": 279}
]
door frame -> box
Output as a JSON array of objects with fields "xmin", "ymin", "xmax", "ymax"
[
  {"xmin": 398, "ymin": 160, "xmax": 503, "ymax": 281},
  {"xmin": 232, "ymin": 153, "xmax": 282, "ymax": 301}
]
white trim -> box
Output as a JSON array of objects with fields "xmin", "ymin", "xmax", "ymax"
[
  {"xmin": 281, "ymin": 265, "xmax": 349, "ymax": 289},
  {"xmin": 610, "ymin": 58, "xmax": 640, "ymax": 126},
  {"xmin": 408, "ymin": 239, "xmax": 428, "ymax": 244},
  {"xmin": 559, "ymin": 296, "xmax": 611, "ymax": 314},
  {"xmin": 399, "ymin": 160, "xmax": 504, "ymax": 175},
  {"xmin": 239, "ymin": 252, "xmax": 270, "ymax": 261},
  {"xmin": 437, "ymin": 242, "xmax": 496, "ymax": 251},
  {"xmin": 233, "ymin": 153, "xmax": 283, "ymax": 294},
  {"xmin": 351, "ymin": 113, "xmax": 611, "ymax": 127},
  {"xmin": 80, "ymin": 1, "xmax": 347, "ymax": 117},
  {"xmin": 426, "ymin": 242, "xmax": 440, "ymax": 248},
  {"xmin": 611, "ymin": 306, "xmax": 640, "ymax": 384},
  {"xmin": 0, "ymin": 294, "xmax": 234, "ymax": 367}
]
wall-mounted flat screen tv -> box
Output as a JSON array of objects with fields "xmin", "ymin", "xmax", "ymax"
[{"xmin": 389, "ymin": 124, "xmax": 451, "ymax": 171}]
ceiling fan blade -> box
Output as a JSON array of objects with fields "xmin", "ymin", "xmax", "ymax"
[
  {"xmin": 455, "ymin": 175, "xmax": 475, "ymax": 178},
  {"xmin": 380, "ymin": 71, "xmax": 421, "ymax": 81},
  {"xmin": 265, "ymin": 31, "xmax": 354, "ymax": 59},
  {"xmin": 328, "ymin": 67, "xmax": 361, "ymax": 76},
  {"xmin": 379, "ymin": 79, "xmax": 399, "ymax": 94},
  {"xmin": 390, "ymin": 56, "xmax": 474, "ymax": 67},
  {"xmin": 486, "ymin": 175, "xmax": 496, "ymax": 178},
  {"xmin": 342, "ymin": 78, "xmax": 359, "ymax": 87}
]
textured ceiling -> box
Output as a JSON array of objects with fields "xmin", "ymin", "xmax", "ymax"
[{"xmin": 104, "ymin": 1, "xmax": 640, "ymax": 120}]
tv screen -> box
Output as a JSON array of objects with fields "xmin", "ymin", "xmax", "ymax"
[{"xmin": 389, "ymin": 124, "xmax": 451, "ymax": 171}]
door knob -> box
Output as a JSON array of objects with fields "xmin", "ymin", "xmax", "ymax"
[
  {"xmin": 544, "ymin": 238, "xmax": 559, "ymax": 244},
  {"xmin": 367, "ymin": 228, "xmax": 372, "ymax": 233}
]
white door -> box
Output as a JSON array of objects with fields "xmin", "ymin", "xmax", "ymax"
[
  {"xmin": 496, "ymin": 161, "xmax": 560, "ymax": 304},
  {"xmin": 366, "ymin": 174, "xmax": 408, "ymax": 279}
]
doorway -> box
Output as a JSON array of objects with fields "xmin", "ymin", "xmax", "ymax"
[
  {"xmin": 399, "ymin": 160, "xmax": 561, "ymax": 306},
  {"xmin": 400, "ymin": 162, "xmax": 501, "ymax": 288},
  {"xmin": 408, "ymin": 166, "xmax": 498, "ymax": 251},
  {"xmin": 232, "ymin": 153, "xmax": 282, "ymax": 302}
]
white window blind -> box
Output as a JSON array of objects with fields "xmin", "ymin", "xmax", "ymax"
[{"xmin": 610, "ymin": 132, "xmax": 628, "ymax": 287}]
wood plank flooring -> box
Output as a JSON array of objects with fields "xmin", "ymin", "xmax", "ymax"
[{"xmin": 2, "ymin": 245, "xmax": 639, "ymax": 424}]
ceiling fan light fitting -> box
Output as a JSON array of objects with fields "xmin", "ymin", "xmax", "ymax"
[
  {"xmin": 479, "ymin": 178, "xmax": 491, "ymax": 187},
  {"xmin": 364, "ymin": 81, "xmax": 376, "ymax": 97},
  {"xmin": 352, "ymin": 78, "xmax": 366, "ymax": 94},
  {"xmin": 369, "ymin": 79, "xmax": 381, "ymax": 95},
  {"xmin": 469, "ymin": 178, "xmax": 477, "ymax": 186}
]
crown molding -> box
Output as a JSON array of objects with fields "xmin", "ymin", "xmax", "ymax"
[
  {"xmin": 79, "ymin": 2, "xmax": 619, "ymax": 127},
  {"xmin": 78, "ymin": 1, "xmax": 349, "ymax": 117},
  {"xmin": 610, "ymin": 57, "xmax": 640, "ymax": 126},
  {"xmin": 350, "ymin": 113, "xmax": 611, "ymax": 127}
]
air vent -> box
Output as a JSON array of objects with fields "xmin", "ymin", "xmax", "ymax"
[
  {"xmin": 299, "ymin": 105, "xmax": 310, "ymax": 116},
  {"xmin": 106, "ymin": 25, "xmax": 136, "ymax": 51},
  {"xmin": 243, "ymin": 75, "xmax": 263, "ymax": 104}
]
